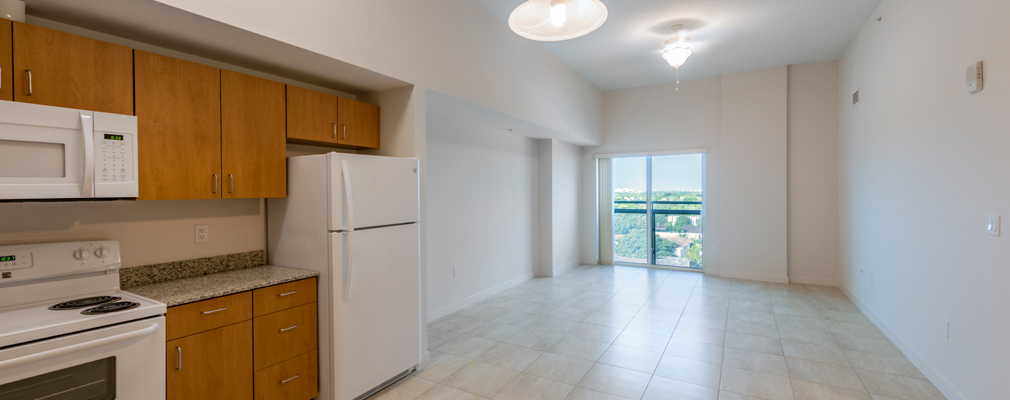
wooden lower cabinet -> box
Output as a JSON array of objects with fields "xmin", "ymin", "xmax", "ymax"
[
  {"xmin": 165, "ymin": 277, "xmax": 317, "ymax": 400},
  {"xmin": 166, "ymin": 320, "xmax": 253, "ymax": 400},
  {"xmin": 255, "ymin": 350, "xmax": 319, "ymax": 400}
]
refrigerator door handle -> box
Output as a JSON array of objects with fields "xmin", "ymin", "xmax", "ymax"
[
  {"xmin": 343, "ymin": 231, "xmax": 354, "ymax": 301},
  {"xmin": 341, "ymin": 160, "xmax": 355, "ymax": 230}
]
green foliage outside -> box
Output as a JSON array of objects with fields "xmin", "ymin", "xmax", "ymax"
[
  {"xmin": 612, "ymin": 190, "xmax": 704, "ymax": 268},
  {"xmin": 614, "ymin": 229, "xmax": 678, "ymax": 260}
]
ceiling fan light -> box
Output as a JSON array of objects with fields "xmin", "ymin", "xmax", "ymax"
[
  {"xmin": 550, "ymin": 1, "xmax": 567, "ymax": 27},
  {"xmin": 509, "ymin": 0, "xmax": 608, "ymax": 42},
  {"xmin": 662, "ymin": 47, "xmax": 693, "ymax": 68}
]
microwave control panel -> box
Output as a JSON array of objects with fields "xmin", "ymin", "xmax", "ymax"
[{"xmin": 96, "ymin": 133, "xmax": 134, "ymax": 183}]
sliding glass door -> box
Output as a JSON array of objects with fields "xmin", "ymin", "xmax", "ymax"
[{"xmin": 611, "ymin": 154, "xmax": 704, "ymax": 269}]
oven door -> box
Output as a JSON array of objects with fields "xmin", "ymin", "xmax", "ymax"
[
  {"xmin": 0, "ymin": 316, "xmax": 165, "ymax": 400},
  {"xmin": 0, "ymin": 101, "xmax": 96, "ymax": 199}
]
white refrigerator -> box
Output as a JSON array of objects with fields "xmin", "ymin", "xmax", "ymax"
[{"xmin": 268, "ymin": 153, "xmax": 420, "ymax": 400}]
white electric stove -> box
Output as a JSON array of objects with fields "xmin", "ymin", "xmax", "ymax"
[{"xmin": 0, "ymin": 240, "xmax": 167, "ymax": 400}]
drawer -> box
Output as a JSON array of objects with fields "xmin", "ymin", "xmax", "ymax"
[
  {"xmin": 166, "ymin": 292, "xmax": 252, "ymax": 340},
  {"xmin": 253, "ymin": 278, "xmax": 317, "ymax": 317},
  {"xmin": 254, "ymin": 302, "xmax": 317, "ymax": 370},
  {"xmin": 254, "ymin": 350, "xmax": 318, "ymax": 400}
]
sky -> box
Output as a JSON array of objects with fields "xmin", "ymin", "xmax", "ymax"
[{"xmin": 613, "ymin": 154, "xmax": 703, "ymax": 192}]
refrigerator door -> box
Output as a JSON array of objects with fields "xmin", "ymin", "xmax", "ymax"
[
  {"xmin": 328, "ymin": 154, "xmax": 419, "ymax": 231},
  {"xmin": 328, "ymin": 224, "xmax": 420, "ymax": 400}
]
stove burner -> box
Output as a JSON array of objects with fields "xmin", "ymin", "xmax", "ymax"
[
  {"xmin": 81, "ymin": 301, "xmax": 141, "ymax": 315},
  {"xmin": 49, "ymin": 296, "xmax": 122, "ymax": 310}
]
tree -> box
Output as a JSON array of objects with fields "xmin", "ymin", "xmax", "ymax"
[
  {"xmin": 615, "ymin": 229, "xmax": 648, "ymax": 259},
  {"xmin": 686, "ymin": 244, "xmax": 703, "ymax": 268},
  {"xmin": 613, "ymin": 214, "xmax": 646, "ymax": 235},
  {"xmin": 672, "ymin": 215, "xmax": 693, "ymax": 232}
]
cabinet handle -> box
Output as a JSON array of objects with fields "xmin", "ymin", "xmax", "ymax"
[
  {"xmin": 280, "ymin": 374, "xmax": 300, "ymax": 384},
  {"xmin": 201, "ymin": 307, "xmax": 227, "ymax": 315},
  {"xmin": 24, "ymin": 69, "xmax": 32, "ymax": 96},
  {"xmin": 229, "ymin": 174, "xmax": 234, "ymax": 194},
  {"xmin": 212, "ymin": 174, "xmax": 218, "ymax": 194},
  {"xmin": 176, "ymin": 347, "xmax": 182, "ymax": 370},
  {"xmin": 332, "ymin": 123, "xmax": 336, "ymax": 139},
  {"xmin": 279, "ymin": 324, "xmax": 299, "ymax": 333},
  {"xmin": 278, "ymin": 290, "xmax": 298, "ymax": 297},
  {"xmin": 342, "ymin": 124, "xmax": 346, "ymax": 140}
]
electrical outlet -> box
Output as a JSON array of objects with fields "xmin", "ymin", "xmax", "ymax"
[
  {"xmin": 195, "ymin": 224, "xmax": 209, "ymax": 244},
  {"xmin": 943, "ymin": 319, "xmax": 950, "ymax": 339},
  {"xmin": 453, "ymin": 266, "xmax": 459, "ymax": 277},
  {"xmin": 712, "ymin": 243, "xmax": 718, "ymax": 252},
  {"xmin": 869, "ymin": 273, "xmax": 874, "ymax": 284}
]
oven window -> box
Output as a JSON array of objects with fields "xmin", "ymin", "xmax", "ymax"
[
  {"xmin": 0, "ymin": 139, "xmax": 67, "ymax": 178},
  {"xmin": 0, "ymin": 357, "xmax": 115, "ymax": 400}
]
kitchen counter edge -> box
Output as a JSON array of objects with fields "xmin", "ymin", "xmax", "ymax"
[{"xmin": 124, "ymin": 265, "xmax": 319, "ymax": 307}]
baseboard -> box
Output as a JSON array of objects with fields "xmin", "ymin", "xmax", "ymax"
[
  {"xmin": 418, "ymin": 351, "xmax": 430, "ymax": 370},
  {"xmin": 839, "ymin": 285, "xmax": 965, "ymax": 400},
  {"xmin": 719, "ymin": 270, "xmax": 790, "ymax": 284},
  {"xmin": 427, "ymin": 272, "xmax": 536, "ymax": 321},
  {"xmin": 553, "ymin": 260, "xmax": 579, "ymax": 276},
  {"xmin": 788, "ymin": 276, "xmax": 839, "ymax": 286}
]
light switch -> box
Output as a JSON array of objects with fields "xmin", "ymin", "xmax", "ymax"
[{"xmin": 987, "ymin": 214, "xmax": 1000, "ymax": 236}]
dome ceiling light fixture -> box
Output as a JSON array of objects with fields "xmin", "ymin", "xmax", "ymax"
[
  {"xmin": 508, "ymin": 0, "xmax": 609, "ymax": 42},
  {"xmin": 660, "ymin": 24, "xmax": 693, "ymax": 91}
]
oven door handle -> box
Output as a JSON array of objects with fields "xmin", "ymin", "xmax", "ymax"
[{"xmin": 0, "ymin": 323, "xmax": 159, "ymax": 371}]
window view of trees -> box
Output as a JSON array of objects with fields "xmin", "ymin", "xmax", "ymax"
[{"xmin": 613, "ymin": 189, "xmax": 703, "ymax": 269}]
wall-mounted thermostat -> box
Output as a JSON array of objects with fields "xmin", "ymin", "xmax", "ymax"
[{"xmin": 967, "ymin": 61, "xmax": 983, "ymax": 94}]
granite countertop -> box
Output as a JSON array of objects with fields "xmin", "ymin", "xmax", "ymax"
[{"xmin": 126, "ymin": 264, "xmax": 318, "ymax": 307}]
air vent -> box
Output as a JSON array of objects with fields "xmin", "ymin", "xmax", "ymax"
[{"xmin": 852, "ymin": 90, "xmax": 860, "ymax": 106}]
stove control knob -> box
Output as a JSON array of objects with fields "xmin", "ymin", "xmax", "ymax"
[
  {"xmin": 94, "ymin": 247, "xmax": 111, "ymax": 259},
  {"xmin": 73, "ymin": 249, "xmax": 91, "ymax": 261}
]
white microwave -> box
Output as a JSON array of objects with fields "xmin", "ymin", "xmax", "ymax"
[{"xmin": 0, "ymin": 101, "xmax": 138, "ymax": 200}]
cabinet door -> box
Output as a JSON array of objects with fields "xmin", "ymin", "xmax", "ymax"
[
  {"xmin": 167, "ymin": 320, "xmax": 253, "ymax": 400},
  {"xmin": 286, "ymin": 85, "xmax": 337, "ymax": 144},
  {"xmin": 135, "ymin": 50, "xmax": 221, "ymax": 200},
  {"xmin": 336, "ymin": 97, "xmax": 380, "ymax": 149},
  {"xmin": 222, "ymin": 70, "xmax": 286, "ymax": 199},
  {"xmin": 12, "ymin": 22, "xmax": 132, "ymax": 114},
  {"xmin": 0, "ymin": 18, "xmax": 11, "ymax": 101}
]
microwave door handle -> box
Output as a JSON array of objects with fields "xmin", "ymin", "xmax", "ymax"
[
  {"xmin": 0, "ymin": 323, "xmax": 160, "ymax": 371},
  {"xmin": 80, "ymin": 113, "xmax": 95, "ymax": 198}
]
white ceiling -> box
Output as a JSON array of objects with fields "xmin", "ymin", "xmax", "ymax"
[{"xmin": 475, "ymin": 0, "xmax": 882, "ymax": 91}]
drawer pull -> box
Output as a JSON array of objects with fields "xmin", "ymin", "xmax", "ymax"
[
  {"xmin": 279, "ymin": 324, "xmax": 299, "ymax": 333},
  {"xmin": 278, "ymin": 290, "xmax": 298, "ymax": 297},
  {"xmin": 280, "ymin": 374, "xmax": 300, "ymax": 384},
  {"xmin": 201, "ymin": 307, "xmax": 228, "ymax": 315}
]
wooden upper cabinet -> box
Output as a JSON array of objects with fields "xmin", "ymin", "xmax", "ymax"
[
  {"xmin": 12, "ymin": 22, "xmax": 132, "ymax": 114},
  {"xmin": 337, "ymin": 97, "xmax": 380, "ymax": 149},
  {"xmin": 286, "ymin": 85, "xmax": 337, "ymax": 144},
  {"xmin": 135, "ymin": 51, "xmax": 221, "ymax": 200},
  {"xmin": 0, "ymin": 19, "xmax": 12, "ymax": 101},
  {"xmin": 222, "ymin": 70, "xmax": 286, "ymax": 199},
  {"xmin": 166, "ymin": 320, "xmax": 253, "ymax": 400}
]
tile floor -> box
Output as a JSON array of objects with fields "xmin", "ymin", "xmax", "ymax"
[{"xmin": 371, "ymin": 265, "xmax": 946, "ymax": 400}]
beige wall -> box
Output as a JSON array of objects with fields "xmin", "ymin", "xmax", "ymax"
[
  {"xmin": 587, "ymin": 64, "xmax": 837, "ymax": 284},
  {"xmin": 0, "ymin": 199, "xmax": 265, "ymax": 268},
  {"xmin": 838, "ymin": 0, "xmax": 1010, "ymax": 398},
  {"xmin": 788, "ymin": 62, "xmax": 840, "ymax": 286}
]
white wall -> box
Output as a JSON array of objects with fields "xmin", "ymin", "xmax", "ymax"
[
  {"xmin": 718, "ymin": 67, "xmax": 789, "ymax": 283},
  {"xmin": 425, "ymin": 115, "xmax": 539, "ymax": 321},
  {"xmin": 537, "ymin": 140, "xmax": 553, "ymax": 277},
  {"xmin": 550, "ymin": 140, "xmax": 582, "ymax": 275},
  {"xmin": 788, "ymin": 62, "xmax": 841, "ymax": 286},
  {"xmin": 151, "ymin": 0, "xmax": 602, "ymax": 146},
  {"xmin": 0, "ymin": 199, "xmax": 265, "ymax": 268},
  {"xmin": 585, "ymin": 67, "xmax": 794, "ymax": 283},
  {"xmin": 838, "ymin": 0, "xmax": 1010, "ymax": 398}
]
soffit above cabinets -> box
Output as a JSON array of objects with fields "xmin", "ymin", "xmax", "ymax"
[{"xmin": 22, "ymin": 0, "xmax": 409, "ymax": 95}]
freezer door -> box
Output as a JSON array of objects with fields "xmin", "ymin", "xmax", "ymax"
[
  {"xmin": 328, "ymin": 225, "xmax": 420, "ymax": 400},
  {"xmin": 328, "ymin": 154, "xmax": 419, "ymax": 231}
]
